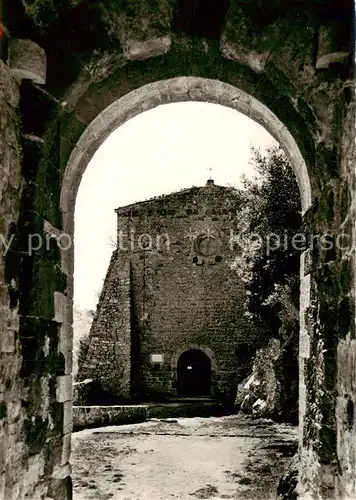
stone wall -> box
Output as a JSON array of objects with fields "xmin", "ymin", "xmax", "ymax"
[
  {"xmin": 78, "ymin": 254, "xmax": 132, "ymax": 400},
  {"xmin": 1, "ymin": 40, "xmax": 74, "ymax": 498},
  {"xmin": 73, "ymin": 405, "xmax": 147, "ymax": 432},
  {"xmin": 298, "ymin": 89, "xmax": 356, "ymax": 498},
  {"xmin": 0, "ymin": 58, "xmax": 27, "ymax": 500},
  {"xmin": 334, "ymin": 92, "xmax": 356, "ymax": 499},
  {"xmin": 124, "ymin": 183, "xmax": 255, "ymax": 402},
  {"xmin": 1, "ymin": 56, "xmax": 71, "ymax": 500}
]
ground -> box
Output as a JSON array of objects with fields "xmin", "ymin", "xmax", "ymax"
[{"xmin": 72, "ymin": 414, "xmax": 298, "ymax": 500}]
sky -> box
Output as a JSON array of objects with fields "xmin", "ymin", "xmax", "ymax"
[{"xmin": 74, "ymin": 102, "xmax": 277, "ymax": 310}]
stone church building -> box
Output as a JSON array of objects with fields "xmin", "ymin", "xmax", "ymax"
[{"xmin": 78, "ymin": 180, "xmax": 256, "ymax": 404}]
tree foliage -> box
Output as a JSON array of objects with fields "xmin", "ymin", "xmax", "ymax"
[
  {"xmin": 76, "ymin": 334, "xmax": 91, "ymax": 381},
  {"xmin": 238, "ymin": 145, "xmax": 302, "ymax": 342},
  {"xmin": 233, "ymin": 145, "xmax": 302, "ymax": 422}
]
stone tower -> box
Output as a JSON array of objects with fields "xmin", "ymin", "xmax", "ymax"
[{"xmin": 78, "ymin": 181, "xmax": 258, "ymax": 403}]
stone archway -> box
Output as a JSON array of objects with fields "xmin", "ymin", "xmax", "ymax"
[
  {"xmin": 60, "ymin": 81, "xmax": 313, "ymax": 432},
  {"xmin": 55, "ymin": 59, "xmax": 350, "ymax": 494},
  {"xmin": 60, "ymin": 74, "xmax": 313, "ymax": 430},
  {"xmin": 61, "ymin": 77, "xmax": 312, "ymax": 230},
  {"xmin": 60, "ymin": 77, "xmax": 314, "ymax": 468}
]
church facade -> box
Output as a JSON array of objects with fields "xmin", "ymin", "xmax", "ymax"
[{"xmin": 78, "ymin": 180, "xmax": 257, "ymax": 404}]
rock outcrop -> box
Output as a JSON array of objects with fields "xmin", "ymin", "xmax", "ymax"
[
  {"xmin": 235, "ymin": 335, "xmax": 299, "ymax": 424},
  {"xmin": 235, "ymin": 338, "xmax": 282, "ymax": 418}
]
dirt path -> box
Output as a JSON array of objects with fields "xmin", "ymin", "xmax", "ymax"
[{"xmin": 72, "ymin": 414, "xmax": 298, "ymax": 500}]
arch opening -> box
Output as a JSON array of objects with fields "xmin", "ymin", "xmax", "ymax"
[
  {"xmin": 61, "ymin": 77, "xmax": 312, "ymax": 239},
  {"xmin": 61, "ymin": 77, "xmax": 313, "ymax": 312},
  {"xmin": 177, "ymin": 349, "xmax": 212, "ymax": 397},
  {"xmin": 62, "ymin": 75, "xmax": 313, "ymax": 456}
]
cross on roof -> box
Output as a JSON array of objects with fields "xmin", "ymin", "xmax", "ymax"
[{"xmin": 206, "ymin": 166, "xmax": 215, "ymax": 186}]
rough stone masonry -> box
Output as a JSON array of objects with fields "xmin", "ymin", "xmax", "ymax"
[
  {"xmin": 0, "ymin": 1, "xmax": 355, "ymax": 499},
  {"xmin": 78, "ymin": 181, "xmax": 257, "ymax": 404}
]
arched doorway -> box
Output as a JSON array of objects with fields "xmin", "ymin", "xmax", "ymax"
[{"xmin": 177, "ymin": 349, "xmax": 212, "ymax": 396}]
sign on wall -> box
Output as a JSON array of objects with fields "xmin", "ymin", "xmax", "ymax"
[{"xmin": 151, "ymin": 354, "xmax": 164, "ymax": 363}]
